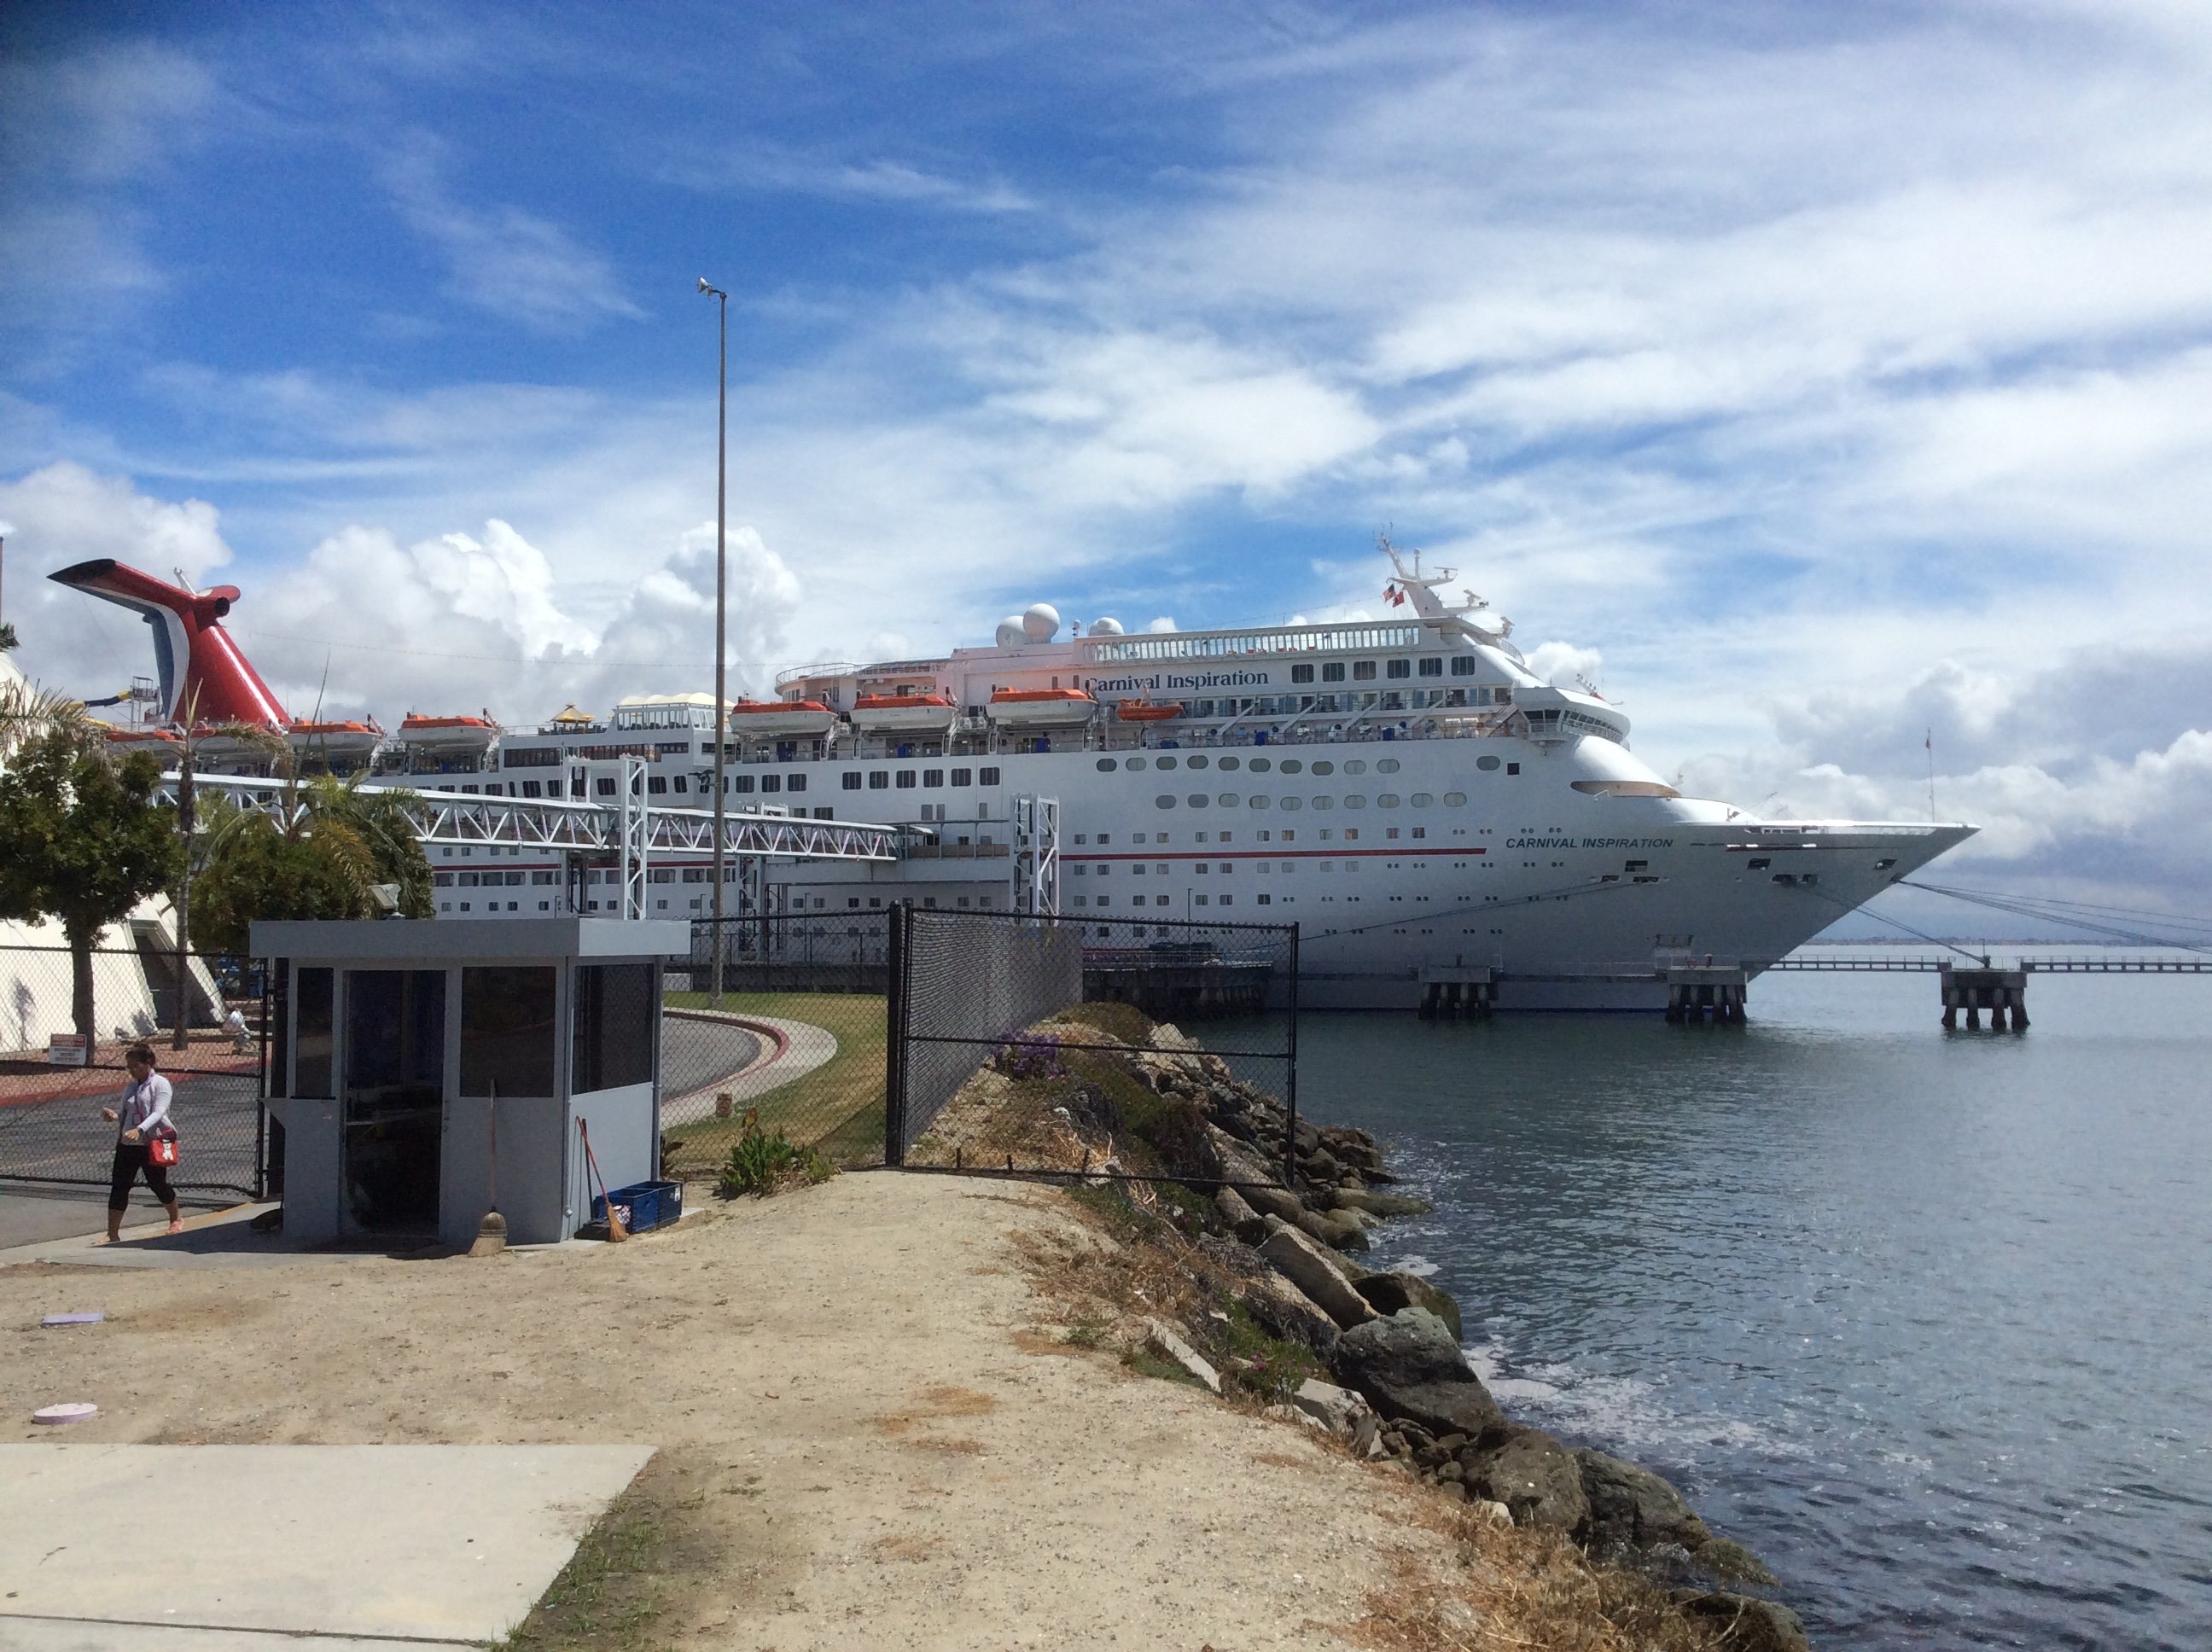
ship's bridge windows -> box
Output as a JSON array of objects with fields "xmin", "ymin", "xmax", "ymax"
[
  {"xmin": 1477, "ymin": 755, "xmax": 1502, "ymax": 771},
  {"xmin": 895, "ymin": 771, "xmax": 917, "ymax": 788},
  {"xmin": 1417, "ymin": 657, "xmax": 1443, "ymax": 678},
  {"xmin": 1353, "ymin": 661, "xmax": 1377, "ymax": 681},
  {"xmin": 842, "ymin": 772, "xmax": 861, "ymax": 790},
  {"xmin": 1321, "ymin": 662, "xmax": 1346, "ymax": 683},
  {"xmin": 978, "ymin": 766, "xmax": 1001, "ymax": 785},
  {"xmin": 1291, "ymin": 663, "xmax": 1315, "ymax": 683},
  {"xmin": 1386, "ymin": 659, "xmax": 1412, "ymax": 679},
  {"xmin": 788, "ymin": 774, "xmax": 806, "ymax": 793},
  {"xmin": 1451, "ymin": 654, "xmax": 1477, "ymax": 677},
  {"xmin": 923, "ymin": 768, "xmax": 944, "ymax": 787},
  {"xmin": 760, "ymin": 775, "xmax": 781, "ymax": 794}
]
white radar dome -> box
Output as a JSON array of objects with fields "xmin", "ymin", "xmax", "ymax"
[
  {"xmin": 1089, "ymin": 617, "xmax": 1125, "ymax": 636},
  {"xmin": 1022, "ymin": 602, "xmax": 1061, "ymax": 642},
  {"xmin": 995, "ymin": 617, "xmax": 1028, "ymax": 648}
]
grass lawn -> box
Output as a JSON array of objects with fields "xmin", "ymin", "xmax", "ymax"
[{"xmin": 661, "ymin": 992, "xmax": 887, "ymax": 1172}]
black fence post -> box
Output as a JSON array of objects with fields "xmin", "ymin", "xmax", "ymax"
[
  {"xmin": 883, "ymin": 900, "xmax": 909, "ymax": 1166},
  {"xmin": 1283, "ymin": 922, "xmax": 1301, "ymax": 1187}
]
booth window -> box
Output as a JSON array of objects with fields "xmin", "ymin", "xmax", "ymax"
[
  {"xmin": 460, "ymin": 967, "xmax": 557, "ymax": 1096},
  {"xmin": 294, "ymin": 966, "xmax": 334, "ymax": 1098},
  {"xmin": 573, "ymin": 962, "xmax": 655, "ymax": 1092}
]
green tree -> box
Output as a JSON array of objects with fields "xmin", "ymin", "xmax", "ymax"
[
  {"xmin": 0, "ymin": 731, "xmax": 183, "ymax": 1044},
  {"xmin": 189, "ymin": 772, "xmax": 434, "ymax": 954}
]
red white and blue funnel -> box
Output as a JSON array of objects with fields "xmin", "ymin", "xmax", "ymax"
[{"xmin": 47, "ymin": 560, "xmax": 288, "ymax": 728}]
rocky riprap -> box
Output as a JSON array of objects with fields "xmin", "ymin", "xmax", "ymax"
[{"xmin": 1055, "ymin": 1018, "xmax": 1813, "ymax": 1652}]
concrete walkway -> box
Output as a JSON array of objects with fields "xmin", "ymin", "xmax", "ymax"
[
  {"xmin": 0, "ymin": 1443, "xmax": 652, "ymax": 1647},
  {"xmin": 661, "ymin": 1012, "xmax": 838, "ymax": 1126}
]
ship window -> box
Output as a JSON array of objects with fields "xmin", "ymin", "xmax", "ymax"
[
  {"xmin": 1217, "ymin": 756, "xmax": 1240, "ymax": 771},
  {"xmin": 1311, "ymin": 760, "xmax": 1335, "ymax": 776},
  {"xmin": 647, "ymin": 776, "xmax": 667, "ymax": 794},
  {"xmin": 1217, "ymin": 794, "xmax": 1239, "ymax": 807},
  {"xmin": 1155, "ymin": 795, "xmax": 1176, "ymax": 809},
  {"xmin": 1186, "ymin": 754, "xmax": 1208, "ymax": 770},
  {"xmin": 1249, "ymin": 795, "xmax": 1270, "ymax": 810},
  {"xmin": 923, "ymin": 768, "xmax": 944, "ymax": 787},
  {"xmin": 1378, "ymin": 794, "xmax": 1400, "ymax": 808},
  {"xmin": 1353, "ymin": 661, "xmax": 1377, "ymax": 680},
  {"xmin": 595, "ymin": 777, "xmax": 616, "ymax": 796},
  {"xmin": 1321, "ymin": 662, "xmax": 1346, "ymax": 683},
  {"xmin": 1290, "ymin": 663, "xmax": 1315, "ymax": 683},
  {"xmin": 1280, "ymin": 796, "xmax": 1303, "ymax": 811},
  {"xmin": 1411, "ymin": 792, "xmax": 1433, "ymax": 807},
  {"xmin": 1278, "ymin": 759, "xmax": 1302, "ymax": 774},
  {"xmin": 1343, "ymin": 759, "xmax": 1367, "ymax": 775},
  {"xmin": 521, "ymin": 781, "xmax": 542, "ymax": 798},
  {"xmin": 1377, "ymin": 758, "xmax": 1400, "ymax": 773},
  {"xmin": 1476, "ymin": 755, "xmax": 1501, "ymax": 771},
  {"xmin": 979, "ymin": 766, "xmax": 1000, "ymax": 785},
  {"xmin": 1749, "ymin": 858, "xmax": 1771, "ymax": 870},
  {"xmin": 760, "ymin": 774, "xmax": 781, "ymax": 793},
  {"xmin": 1151, "ymin": 755, "xmax": 1176, "ymax": 771},
  {"xmin": 1506, "ymin": 763, "xmax": 1520, "ymax": 775},
  {"xmin": 1451, "ymin": 655, "xmax": 1477, "ymax": 676},
  {"xmin": 1247, "ymin": 758, "xmax": 1270, "ymax": 773},
  {"xmin": 1187, "ymin": 794, "xmax": 1209, "ymax": 808},
  {"xmin": 842, "ymin": 771, "xmax": 861, "ymax": 790},
  {"xmin": 951, "ymin": 767, "xmax": 973, "ymax": 786},
  {"xmin": 1443, "ymin": 791, "xmax": 1467, "ymax": 806},
  {"xmin": 730, "ymin": 773, "xmax": 754, "ymax": 794},
  {"xmin": 868, "ymin": 771, "xmax": 888, "ymax": 789},
  {"xmin": 1386, "ymin": 659, "xmax": 1411, "ymax": 679},
  {"xmin": 1096, "ymin": 759, "xmax": 1118, "ymax": 771},
  {"xmin": 1417, "ymin": 657, "xmax": 1442, "ymax": 678},
  {"xmin": 788, "ymin": 774, "xmax": 806, "ymax": 793}
]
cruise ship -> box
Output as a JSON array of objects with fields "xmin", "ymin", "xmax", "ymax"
[{"xmin": 51, "ymin": 546, "xmax": 1976, "ymax": 1009}]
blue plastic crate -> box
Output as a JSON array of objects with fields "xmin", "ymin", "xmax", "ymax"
[{"xmin": 593, "ymin": 1179, "xmax": 682, "ymax": 1233}]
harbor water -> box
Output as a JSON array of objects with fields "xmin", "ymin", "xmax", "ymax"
[{"xmin": 1280, "ymin": 952, "xmax": 2212, "ymax": 1650}]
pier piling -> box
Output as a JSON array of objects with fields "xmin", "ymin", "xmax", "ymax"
[
  {"xmin": 1665, "ymin": 963, "xmax": 1748, "ymax": 1025},
  {"xmin": 1417, "ymin": 966, "xmax": 1494, "ymax": 1020},
  {"xmin": 1940, "ymin": 964, "xmax": 2028, "ymax": 1032}
]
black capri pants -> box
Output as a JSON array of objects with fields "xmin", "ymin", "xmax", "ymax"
[{"xmin": 108, "ymin": 1141, "xmax": 175, "ymax": 1212}]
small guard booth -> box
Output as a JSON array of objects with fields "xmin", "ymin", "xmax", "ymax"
[{"xmin": 251, "ymin": 917, "xmax": 690, "ymax": 1250}]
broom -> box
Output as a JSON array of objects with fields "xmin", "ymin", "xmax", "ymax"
[
  {"xmin": 468, "ymin": 1084, "xmax": 507, "ymax": 1259},
  {"xmin": 579, "ymin": 1117, "xmax": 626, "ymax": 1242}
]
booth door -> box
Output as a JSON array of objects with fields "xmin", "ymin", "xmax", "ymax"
[{"xmin": 342, "ymin": 969, "xmax": 446, "ymax": 1236}]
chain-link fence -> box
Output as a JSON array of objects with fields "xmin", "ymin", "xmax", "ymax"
[
  {"xmin": 658, "ymin": 990, "xmax": 886, "ymax": 1179},
  {"xmin": 0, "ymin": 945, "xmax": 267, "ymax": 1201},
  {"xmin": 676, "ymin": 912, "xmax": 891, "ymax": 994},
  {"xmin": 887, "ymin": 907, "xmax": 1300, "ymax": 1189}
]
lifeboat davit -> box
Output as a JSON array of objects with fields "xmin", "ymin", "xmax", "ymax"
[
  {"xmin": 1114, "ymin": 699, "xmax": 1184, "ymax": 723},
  {"xmin": 288, "ymin": 718, "xmax": 384, "ymax": 770},
  {"xmin": 728, "ymin": 699, "xmax": 840, "ymax": 740},
  {"xmin": 987, "ymin": 688, "xmax": 1098, "ymax": 727},
  {"xmin": 849, "ymin": 692, "xmax": 958, "ymax": 736},
  {"xmin": 101, "ymin": 725, "xmax": 182, "ymax": 756}
]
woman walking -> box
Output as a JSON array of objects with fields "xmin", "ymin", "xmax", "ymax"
[{"xmin": 100, "ymin": 1043, "xmax": 183, "ymax": 1242}]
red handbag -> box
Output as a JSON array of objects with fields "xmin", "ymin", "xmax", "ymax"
[{"xmin": 148, "ymin": 1123, "xmax": 179, "ymax": 1167}]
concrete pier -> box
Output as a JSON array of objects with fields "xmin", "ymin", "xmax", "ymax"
[
  {"xmin": 1940, "ymin": 964, "xmax": 2029, "ymax": 1031},
  {"xmin": 1666, "ymin": 964, "xmax": 1748, "ymax": 1024},
  {"xmin": 1418, "ymin": 966, "xmax": 1495, "ymax": 1019}
]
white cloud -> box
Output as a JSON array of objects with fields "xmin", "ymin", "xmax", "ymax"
[{"xmin": 1144, "ymin": 616, "xmax": 1178, "ymax": 633}]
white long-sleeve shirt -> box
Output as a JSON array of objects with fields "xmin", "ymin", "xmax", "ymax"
[{"xmin": 117, "ymin": 1073, "xmax": 173, "ymax": 1140}]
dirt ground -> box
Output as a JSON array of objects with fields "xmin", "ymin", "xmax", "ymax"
[{"xmin": 2, "ymin": 1173, "xmax": 1628, "ymax": 1650}]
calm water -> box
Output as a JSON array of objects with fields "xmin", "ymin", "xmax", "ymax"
[{"xmin": 1270, "ymin": 958, "xmax": 2212, "ymax": 1649}]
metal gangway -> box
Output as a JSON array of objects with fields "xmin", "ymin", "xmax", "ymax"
[{"xmin": 1767, "ymin": 952, "xmax": 2212, "ymax": 974}]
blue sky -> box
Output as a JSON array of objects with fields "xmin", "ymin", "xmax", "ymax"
[{"xmin": 6, "ymin": 0, "xmax": 2212, "ymax": 928}]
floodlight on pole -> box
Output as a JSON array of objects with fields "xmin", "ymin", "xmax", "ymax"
[{"xmin": 699, "ymin": 277, "xmax": 731, "ymax": 1006}]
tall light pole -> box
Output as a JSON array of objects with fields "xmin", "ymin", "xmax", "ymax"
[{"xmin": 698, "ymin": 277, "xmax": 730, "ymax": 1006}]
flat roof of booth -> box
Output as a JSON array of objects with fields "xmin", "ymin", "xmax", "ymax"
[{"xmin": 249, "ymin": 916, "xmax": 692, "ymax": 962}]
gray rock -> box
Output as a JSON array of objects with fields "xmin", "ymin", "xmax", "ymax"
[
  {"xmin": 1691, "ymin": 1537, "xmax": 1778, "ymax": 1587},
  {"xmin": 1144, "ymin": 1318, "xmax": 1221, "ymax": 1393},
  {"xmin": 1436, "ymin": 1480, "xmax": 1468, "ymax": 1502},
  {"xmin": 1471, "ymin": 1498, "xmax": 1513, "ymax": 1529},
  {"xmin": 1290, "ymin": 1377, "xmax": 1370, "ymax": 1434},
  {"xmin": 1673, "ymin": 1592, "xmax": 1812, "ymax": 1652},
  {"xmin": 1467, "ymin": 1428, "xmax": 1590, "ymax": 1534},
  {"xmin": 1574, "ymin": 1447, "xmax": 1711, "ymax": 1553},
  {"xmin": 1214, "ymin": 1185, "xmax": 1259, "ymax": 1230},
  {"xmin": 1331, "ymin": 1188, "xmax": 1434, "ymax": 1218},
  {"xmin": 1259, "ymin": 1227, "xmax": 1379, "ymax": 1330},
  {"xmin": 1353, "ymin": 1271, "xmax": 1464, "ymax": 1341},
  {"xmin": 1239, "ymin": 1181, "xmax": 1307, "ymax": 1224},
  {"xmin": 1311, "ymin": 1208, "xmax": 1371, "ymax": 1253},
  {"xmin": 1351, "ymin": 1411, "xmax": 1385, "ymax": 1458},
  {"xmin": 1240, "ymin": 1270, "xmax": 1342, "ymax": 1356},
  {"xmin": 1329, "ymin": 1307, "xmax": 1503, "ymax": 1440}
]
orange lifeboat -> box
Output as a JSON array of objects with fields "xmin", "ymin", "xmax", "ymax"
[
  {"xmin": 850, "ymin": 692, "xmax": 958, "ymax": 736},
  {"xmin": 288, "ymin": 718, "xmax": 384, "ymax": 769},
  {"xmin": 1114, "ymin": 700, "xmax": 1184, "ymax": 723},
  {"xmin": 987, "ymin": 688, "xmax": 1098, "ymax": 728},
  {"xmin": 728, "ymin": 699, "xmax": 839, "ymax": 739}
]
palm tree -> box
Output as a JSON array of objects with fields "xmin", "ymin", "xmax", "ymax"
[{"xmin": 0, "ymin": 674, "xmax": 90, "ymax": 768}]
